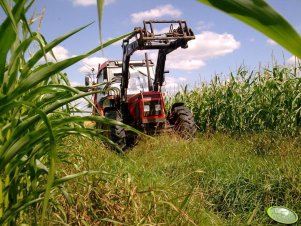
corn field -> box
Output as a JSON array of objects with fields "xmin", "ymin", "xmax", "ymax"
[{"xmin": 169, "ymin": 65, "xmax": 301, "ymax": 135}]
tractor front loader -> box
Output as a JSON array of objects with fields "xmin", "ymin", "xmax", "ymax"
[{"xmin": 85, "ymin": 20, "xmax": 197, "ymax": 150}]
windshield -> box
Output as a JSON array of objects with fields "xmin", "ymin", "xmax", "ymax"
[
  {"xmin": 128, "ymin": 66, "xmax": 154, "ymax": 94},
  {"xmin": 106, "ymin": 65, "xmax": 154, "ymax": 95}
]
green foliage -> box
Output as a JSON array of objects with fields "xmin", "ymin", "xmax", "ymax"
[
  {"xmin": 0, "ymin": 1, "xmax": 128, "ymax": 224},
  {"xmin": 197, "ymin": 0, "xmax": 301, "ymax": 59},
  {"xmin": 50, "ymin": 134, "xmax": 301, "ymax": 225},
  {"xmin": 168, "ymin": 65, "xmax": 301, "ymax": 135},
  {"xmin": 2, "ymin": 0, "xmax": 301, "ymax": 225}
]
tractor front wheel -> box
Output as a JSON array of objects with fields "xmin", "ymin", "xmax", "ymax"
[
  {"xmin": 168, "ymin": 106, "xmax": 197, "ymax": 139},
  {"xmin": 104, "ymin": 110, "xmax": 127, "ymax": 151}
]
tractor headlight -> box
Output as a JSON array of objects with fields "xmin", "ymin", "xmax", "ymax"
[
  {"xmin": 155, "ymin": 104, "xmax": 161, "ymax": 111},
  {"xmin": 143, "ymin": 101, "xmax": 162, "ymax": 116},
  {"xmin": 144, "ymin": 105, "xmax": 150, "ymax": 112}
]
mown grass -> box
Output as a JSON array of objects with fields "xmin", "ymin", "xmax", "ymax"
[{"xmin": 52, "ymin": 133, "xmax": 301, "ymax": 225}]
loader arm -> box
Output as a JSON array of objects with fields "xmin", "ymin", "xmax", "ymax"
[{"xmin": 121, "ymin": 20, "xmax": 195, "ymax": 98}]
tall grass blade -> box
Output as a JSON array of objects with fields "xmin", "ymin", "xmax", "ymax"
[
  {"xmin": 25, "ymin": 22, "xmax": 94, "ymax": 71},
  {"xmin": 0, "ymin": 0, "xmax": 132, "ymax": 223},
  {"xmin": 96, "ymin": 0, "xmax": 105, "ymax": 46},
  {"xmin": 5, "ymin": 33, "xmax": 129, "ymax": 103},
  {"xmin": 53, "ymin": 171, "xmax": 103, "ymax": 186},
  {"xmin": 0, "ymin": 0, "xmax": 26, "ymax": 86},
  {"xmin": 197, "ymin": 0, "xmax": 301, "ymax": 59}
]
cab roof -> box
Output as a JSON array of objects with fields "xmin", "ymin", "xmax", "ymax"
[{"xmin": 98, "ymin": 60, "xmax": 154, "ymax": 71}]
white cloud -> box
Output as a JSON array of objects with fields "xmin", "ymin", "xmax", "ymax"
[
  {"xmin": 154, "ymin": 27, "xmax": 170, "ymax": 35},
  {"xmin": 131, "ymin": 4, "xmax": 182, "ymax": 24},
  {"xmin": 71, "ymin": 0, "xmax": 115, "ymax": 7},
  {"xmin": 44, "ymin": 46, "xmax": 69, "ymax": 62},
  {"xmin": 249, "ymin": 38, "xmax": 255, "ymax": 42},
  {"xmin": 267, "ymin": 39, "xmax": 277, "ymax": 46},
  {"xmin": 79, "ymin": 57, "xmax": 108, "ymax": 73},
  {"xmin": 132, "ymin": 31, "xmax": 240, "ymax": 71},
  {"xmin": 162, "ymin": 76, "xmax": 187, "ymax": 93},
  {"xmin": 167, "ymin": 59, "xmax": 205, "ymax": 70},
  {"xmin": 166, "ymin": 31, "xmax": 240, "ymax": 70},
  {"xmin": 287, "ymin": 56, "xmax": 300, "ymax": 65}
]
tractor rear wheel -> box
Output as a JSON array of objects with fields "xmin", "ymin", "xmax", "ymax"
[
  {"xmin": 169, "ymin": 106, "xmax": 197, "ymax": 139},
  {"xmin": 104, "ymin": 110, "xmax": 127, "ymax": 151}
]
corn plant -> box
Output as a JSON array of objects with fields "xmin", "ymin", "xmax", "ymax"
[
  {"xmin": 170, "ymin": 64, "xmax": 301, "ymax": 135},
  {"xmin": 0, "ymin": 0, "xmax": 129, "ymax": 224}
]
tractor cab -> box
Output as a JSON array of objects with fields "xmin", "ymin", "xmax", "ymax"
[
  {"xmin": 94, "ymin": 59, "xmax": 166, "ymax": 130},
  {"xmin": 85, "ymin": 20, "xmax": 197, "ymax": 150}
]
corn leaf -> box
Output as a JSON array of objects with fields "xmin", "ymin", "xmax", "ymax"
[
  {"xmin": 0, "ymin": 0, "xmax": 26, "ymax": 86},
  {"xmin": 96, "ymin": 0, "xmax": 105, "ymax": 46},
  {"xmin": 197, "ymin": 0, "xmax": 301, "ymax": 59},
  {"xmin": 25, "ymin": 22, "xmax": 93, "ymax": 71},
  {"xmin": 5, "ymin": 33, "xmax": 130, "ymax": 103}
]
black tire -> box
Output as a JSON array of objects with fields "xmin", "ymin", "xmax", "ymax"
[
  {"xmin": 104, "ymin": 110, "xmax": 127, "ymax": 151},
  {"xmin": 169, "ymin": 106, "xmax": 197, "ymax": 139}
]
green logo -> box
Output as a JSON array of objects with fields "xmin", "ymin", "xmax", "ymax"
[{"xmin": 267, "ymin": 206, "xmax": 298, "ymax": 224}]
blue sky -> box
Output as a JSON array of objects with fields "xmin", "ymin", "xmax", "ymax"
[{"xmin": 3, "ymin": 0, "xmax": 301, "ymax": 89}]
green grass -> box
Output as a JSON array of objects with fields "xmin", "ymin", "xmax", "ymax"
[
  {"xmin": 51, "ymin": 133, "xmax": 301, "ymax": 225},
  {"xmin": 0, "ymin": 1, "xmax": 128, "ymax": 224},
  {"xmin": 2, "ymin": 0, "xmax": 301, "ymax": 224}
]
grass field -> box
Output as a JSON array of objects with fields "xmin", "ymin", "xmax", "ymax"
[
  {"xmin": 1, "ymin": 1, "xmax": 301, "ymax": 224},
  {"xmin": 49, "ymin": 133, "xmax": 301, "ymax": 225}
]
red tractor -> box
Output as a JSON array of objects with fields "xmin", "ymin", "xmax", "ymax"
[{"xmin": 85, "ymin": 20, "xmax": 197, "ymax": 149}]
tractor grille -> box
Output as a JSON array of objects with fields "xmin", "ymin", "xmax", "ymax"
[{"xmin": 143, "ymin": 100, "xmax": 162, "ymax": 117}]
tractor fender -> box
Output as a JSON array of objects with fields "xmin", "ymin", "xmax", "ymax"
[
  {"xmin": 167, "ymin": 102, "xmax": 184, "ymax": 120},
  {"xmin": 170, "ymin": 102, "xmax": 185, "ymax": 112}
]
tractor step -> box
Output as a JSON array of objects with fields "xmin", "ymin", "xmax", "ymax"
[{"xmin": 161, "ymin": 123, "xmax": 174, "ymax": 133}]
